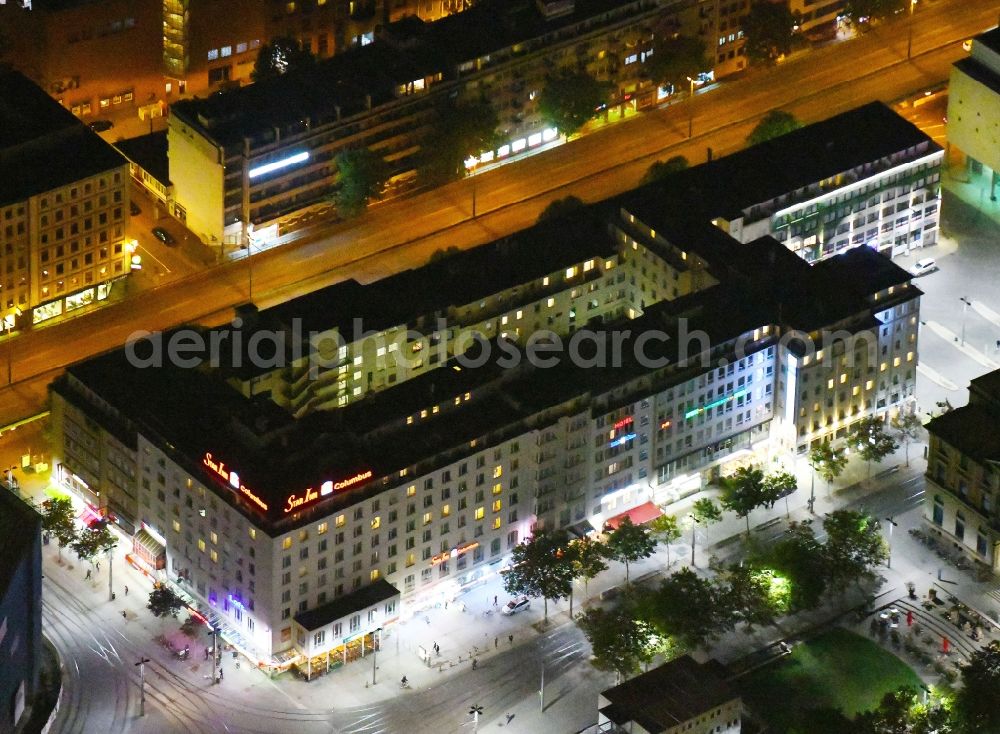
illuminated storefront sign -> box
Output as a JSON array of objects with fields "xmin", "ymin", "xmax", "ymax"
[
  {"xmin": 203, "ymin": 453, "xmax": 269, "ymax": 512},
  {"xmin": 612, "ymin": 416, "xmax": 633, "ymax": 430},
  {"xmin": 684, "ymin": 388, "xmax": 748, "ymax": 420},
  {"xmin": 608, "ymin": 432, "xmax": 636, "ymax": 448},
  {"xmin": 248, "ymin": 151, "xmax": 310, "ymax": 179},
  {"xmin": 430, "ymin": 541, "xmax": 479, "ymax": 566},
  {"xmin": 284, "ymin": 469, "xmax": 374, "ymax": 514}
]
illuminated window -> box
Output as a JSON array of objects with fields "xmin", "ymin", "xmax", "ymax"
[
  {"xmin": 501, "ymin": 315, "xmax": 508, "ymax": 325},
  {"xmin": 906, "ymin": 351, "xmax": 914, "ymax": 362},
  {"xmin": 420, "ymin": 409, "xmax": 428, "ymax": 418},
  {"xmin": 370, "ymin": 569, "xmax": 380, "ymax": 581},
  {"xmin": 335, "ymin": 514, "xmax": 346, "ymax": 527},
  {"xmin": 173, "ymin": 520, "xmax": 181, "ymax": 533},
  {"xmin": 893, "ymin": 357, "xmax": 901, "ymax": 367},
  {"xmin": 210, "ymin": 531, "xmax": 218, "ymax": 545},
  {"xmin": 210, "ymin": 549, "xmax": 218, "ymax": 563},
  {"xmin": 865, "ymin": 380, "xmax": 874, "ymax": 390},
  {"xmin": 371, "ymin": 516, "xmax": 381, "ymax": 530},
  {"xmin": 406, "ymin": 553, "xmax": 415, "ymax": 567},
  {"xmin": 583, "ymin": 259, "xmax": 594, "ymax": 272},
  {"xmin": 852, "ymin": 386, "xmax": 861, "ymax": 396},
  {"xmin": 221, "ymin": 46, "xmax": 232, "ymax": 57},
  {"xmin": 492, "ymin": 483, "xmax": 502, "ymax": 495},
  {"xmin": 474, "ymin": 507, "xmax": 485, "ymax": 521},
  {"xmin": 432, "ymin": 405, "xmax": 440, "ymax": 414},
  {"xmin": 827, "ymin": 379, "xmax": 834, "ymax": 389},
  {"xmin": 207, "ymin": 49, "xmax": 219, "ymax": 60},
  {"xmin": 198, "ymin": 539, "xmax": 206, "ymax": 552},
  {"xmin": 565, "ymin": 266, "xmax": 577, "ymax": 278},
  {"xmin": 442, "ymin": 504, "xmax": 451, "ymax": 517},
  {"xmin": 299, "ymin": 529, "xmax": 308, "ymax": 542},
  {"xmin": 839, "ymin": 373, "xmax": 847, "ymax": 384},
  {"xmin": 248, "ymin": 528, "xmax": 256, "ymax": 540},
  {"xmin": 423, "ymin": 512, "xmax": 432, "ymax": 525},
  {"xmin": 547, "ymin": 298, "xmax": 555, "ymax": 307},
  {"xmin": 880, "ymin": 362, "xmax": 888, "ymax": 372},
  {"xmin": 317, "ymin": 522, "xmax": 328, "ymax": 535},
  {"xmin": 407, "ymin": 416, "xmax": 414, "ymax": 425},
  {"xmin": 493, "ymin": 466, "xmax": 503, "ymax": 479},
  {"xmin": 542, "ymin": 276, "xmax": 549, "ymax": 286},
  {"xmin": 407, "ymin": 485, "xmax": 416, "ymax": 497},
  {"xmin": 464, "ymin": 392, "xmax": 471, "ymax": 401},
  {"xmin": 492, "ymin": 499, "xmax": 502, "ymax": 512},
  {"xmin": 493, "ymin": 517, "xmax": 502, "ymax": 530},
  {"xmin": 237, "ymin": 42, "xmax": 248, "ymax": 53}
]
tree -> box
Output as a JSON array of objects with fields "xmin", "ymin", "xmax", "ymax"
[
  {"xmin": 577, "ymin": 605, "xmax": 660, "ymax": 684},
  {"xmin": 855, "ymin": 686, "xmax": 954, "ymax": 734},
  {"xmin": 38, "ymin": 497, "xmax": 77, "ymax": 559},
  {"xmin": 721, "ymin": 466, "xmax": 768, "ymax": 536},
  {"xmin": 418, "ymin": 100, "xmax": 500, "ymax": 185},
  {"xmin": 568, "ymin": 537, "xmax": 609, "ymax": 617},
  {"xmin": 742, "ymin": 1, "xmax": 796, "ymax": 65},
  {"xmin": 848, "ymin": 416, "xmax": 899, "ymax": 482},
  {"xmin": 689, "ymin": 498, "xmax": 722, "ymax": 565},
  {"xmin": 953, "ymin": 642, "xmax": 1000, "ymax": 734},
  {"xmin": 809, "ymin": 439, "xmax": 848, "ymax": 504},
  {"xmin": 606, "ymin": 516, "xmax": 657, "ymax": 590},
  {"xmin": 746, "ymin": 110, "xmax": 802, "ymax": 146},
  {"xmin": 537, "ymin": 71, "xmax": 611, "ymax": 137},
  {"xmin": 640, "ymin": 156, "xmax": 689, "ymax": 186},
  {"xmin": 71, "ymin": 521, "xmax": 118, "ymax": 565},
  {"xmin": 844, "ymin": 0, "xmax": 906, "ymax": 25},
  {"xmin": 649, "ymin": 514, "xmax": 682, "ymax": 568},
  {"xmin": 721, "ymin": 562, "xmax": 789, "ymax": 630},
  {"xmin": 333, "ymin": 148, "xmax": 390, "ymax": 218},
  {"xmin": 502, "ymin": 529, "xmax": 575, "ymax": 621},
  {"xmin": 251, "ymin": 37, "xmax": 316, "ymax": 83},
  {"xmin": 891, "ymin": 412, "xmax": 922, "ymax": 468},
  {"xmin": 147, "ymin": 585, "xmax": 186, "ymax": 619},
  {"xmin": 645, "ymin": 36, "xmax": 708, "ymax": 91},
  {"xmin": 822, "ymin": 509, "xmax": 887, "ymax": 591},
  {"xmin": 642, "ymin": 568, "xmax": 732, "ymax": 650},
  {"xmin": 537, "ymin": 195, "xmax": 585, "ymax": 223},
  {"xmin": 762, "ymin": 520, "xmax": 829, "ymax": 611},
  {"xmin": 762, "ymin": 470, "xmax": 797, "ymax": 518}
]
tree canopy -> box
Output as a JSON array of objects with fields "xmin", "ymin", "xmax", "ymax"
[
  {"xmin": 760, "ymin": 520, "xmax": 829, "ymax": 611},
  {"xmin": 640, "ymin": 156, "xmax": 689, "ymax": 186},
  {"xmin": 742, "ymin": 1, "xmax": 796, "ymax": 65},
  {"xmin": 645, "ymin": 36, "xmax": 708, "ymax": 90},
  {"xmin": 537, "ymin": 195, "xmax": 586, "ymax": 223},
  {"xmin": 746, "ymin": 110, "xmax": 802, "ymax": 146},
  {"xmin": 606, "ymin": 516, "xmax": 657, "ymax": 588},
  {"xmin": 809, "ymin": 439, "xmax": 848, "ymax": 485},
  {"xmin": 641, "ymin": 567, "xmax": 731, "ymax": 650},
  {"xmin": 891, "ymin": 412, "xmax": 922, "ymax": 467},
  {"xmin": 953, "ymin": 642, "xmax": 1000, "ymax": 733},
  {"xmin": 39, "ymin": 497, "xmax": 77, "ymax": 557},
  {"xmin": 577, "ymin": 605, "xmax": 660, "ymax": 683},
  {"xmin": 148, "ymin": 585, "xmax": 186, "ymax": 619},
  {"xmin": 333, "ymin": 148, "xmax": 390, "ymax": 218},
  {"xmin": 822, "ymin": 509, "xmax": 887, "ymax": 591},
  {"xmin": 71, "ymin": 521, "xmax": 118, "ymax": 564},
  {"xmin": 848, "ymin": 416, "xmax": 899, "ymax": 480},
  {"xmin": 689, "ymin": 498, "xmax": 723, "ymax": 565},
  {"xmin": 251, "ymin": 37, "xmax": 316, "ymax": 83},
  {"xmin": 649, "ymin": 513, "xmax": 682, "ymax": 567},
  {"xmin": 538, "ymin": 71, "xmax": 611, "ymax": 137},
  {"xmin": 844, "ymin": 0, "xmax": 907, "ymax": 24},
  {"xmin": 721, "ymin": 466, "xmax": 768, "ymax": 535},
  {"xmin": 502, "ymin": 529, "xmax": 575, "ymax": 620},
  {"xmin": 418, "ymin": 100, "xmax": 500, "ymax": 185}
]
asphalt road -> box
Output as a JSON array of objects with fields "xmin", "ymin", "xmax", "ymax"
[{"xmin": 0, "ymin": 0, "xmax": 994, "ymax": 426}]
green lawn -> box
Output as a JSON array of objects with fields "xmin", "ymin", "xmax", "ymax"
[{"xmin": 737, "ymin": 628, "xmax": 923, "ymax": 733}]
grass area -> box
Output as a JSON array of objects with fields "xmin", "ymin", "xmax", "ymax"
[{"xmin": 737, "ymin": 628, "xmax": 922, "ymax": 733}]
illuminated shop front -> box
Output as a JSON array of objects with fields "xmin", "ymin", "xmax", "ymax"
[{"xmin": 32, "ymin": 281, "xmax": 117, "ymax": 325}]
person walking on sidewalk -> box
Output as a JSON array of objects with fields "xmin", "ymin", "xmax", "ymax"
[
  {"xmin": 472, "ymin": 658, "xmax": 478, "ymax": 670},
  {"xmin": 124, "ymin": 585, "xmax": 129, "ymax": 596},
  {"xmin": 494, "ymin": 637, "xmax": 498, "ymax": 649},
  {"xmin": 508, "ymin": 634, "xmax": 513, "ymax": 646},
  {"xmin": 85, "ymin": 569, "xmax": 92, "ymax": 580}
]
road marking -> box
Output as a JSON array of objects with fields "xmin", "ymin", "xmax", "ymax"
[
  {"xmin": 972, "ymin": 300, "xmax": 1000, "ymax": 330},
  {"xmin": 916, "ymin": 363, "xmax": 958, "ymax": 391},
  {"xmin": 138, "ymin": 244, "xmax": 173, "ymax": 274},
  {"xmin": 922, "ymin": 321, "xmax": 999, "ymax": 368}
]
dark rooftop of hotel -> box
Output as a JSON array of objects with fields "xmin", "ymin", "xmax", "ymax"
[{"xmin": 0, "ymin": 69, "xmax": 128, "ymax": 206}]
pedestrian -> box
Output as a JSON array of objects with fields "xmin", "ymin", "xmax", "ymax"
[
  {"xmin": 508, "ymin": 634, "xmax": 513, "ymax": 646},
  {"xmin": 85, "ymin": 569, "xmax": 92, "ymax": 580},
  {"xmin": 219, "ymin": 668, "xmax": 224, "ymax": 681},
  {"xmin": 472, "ymin": 658, "xmax": 478, "ymax": 670},
  {"xmin": 111, "ymin": 592, "xmax": 116, "ymax": 601},
  {"xmin": 96, "ymin": 561, "xmax": 100, "ymax": 571},
  {"xmin": 493, "ymin": 595, "xmax": 498, "ymax": 606},
  {"xmin": 433, "ymin": 641, "xmax": 438, "ymax": 652},
  {"xmin": 444, "ymin": 601, "xmax": 448, "ymax": 610},
  {"xmin": 121, "ymin": 611, "xmax": 127, "ymax": 620},
  {"xmin": 124, "ymin": 585, "xmax": 129, "ymax": 596},
  {"xmin": 506, "ymin": 714, "xmax": 515, "ymax": 725},
  {"xmin": 205, "ymin": 648, "xmax": 209, "ymax": 660},
  {"xmin": 494, "ymin": 636, "xmax": 498, "ymax": 649}
]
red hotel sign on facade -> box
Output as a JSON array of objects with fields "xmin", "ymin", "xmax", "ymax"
[{"xmin": 203, "ymin": 453, "xmax": 373, "ymax": 515}]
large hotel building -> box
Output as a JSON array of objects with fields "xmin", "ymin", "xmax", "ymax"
[
  {"xmin": 0, "ymin": 69, "xmax": 131, "ymax": 327},
  {"xmin": 51, "ymin": 103, "xmax": 923, "ymax": 673}
]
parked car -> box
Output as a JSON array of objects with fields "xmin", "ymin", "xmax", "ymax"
[
  {"xmin": 88, "ymin": 119, "xmax": 114, "ymax": 132},
  {"xmin": 501, "ymin": 596, "xmax": 531, "ymax": 615},
  {"xmin": 909, "ymin": 258, "xmax": 938, "ymax": 277},
  {"xmin": 151, "ymin": 227, "xmax": 176, "ymax": 245},
  {"xmin": 130, "ymin": 201, "xmax": 141, "ymax": 216}
]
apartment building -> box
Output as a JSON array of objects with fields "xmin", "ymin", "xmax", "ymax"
[
  {"xmin": 0, "ymin": 69, "xmax": 131, "ymax": 327},
  {"xmin": 947, "ymin": 26, "xmax": 1000, "ymax": 202},
  {"xmin": 167, "ymin": 0, "xmax": 697, "ymax": 246},
  {"xmin": 924, "ymin": 370, "xmax": 1000, "ymax": 573},
  {"xmin": 598, "ymin": 656, "xmax": 741, "ymax": 734},
  {"xmin": 671, "ymin": 102, "xmax": 944, "ymax": 262}
]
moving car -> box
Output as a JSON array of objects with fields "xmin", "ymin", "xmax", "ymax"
[
  {"xmin": 151, "ymin": 227, "xmax": 176, "ymax": 245},
  {"xmin": 909, "ymin": 258, "xmax": 938, "ymax": 277},
  {"xmin": 501, "ymin": 596, "xmax": 531, "ymax": 615},
  {"xmin": 88, "ymin": 119, "xmax": 114, "ymax": 132}
]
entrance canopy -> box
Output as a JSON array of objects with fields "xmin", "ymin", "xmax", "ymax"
[{"xmin": 603, "ymin": 501, "xmax": 662, "ymax": 531}]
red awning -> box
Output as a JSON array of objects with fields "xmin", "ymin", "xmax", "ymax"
[{"xmin": 604, "ymin": 501, "xmax": 663, "ymax": 530}]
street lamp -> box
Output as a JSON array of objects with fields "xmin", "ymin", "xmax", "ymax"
[
  {"xmin": 3, "ymin": 309, "xmax": 20, "ymax": 385},
  {"xmin": 884, "ymin": 516, "xmax": 898, "ymax": 569},
  {"xmin": 686, "ymin": 76, "xmax": 698, "ymax": 139},
  {"xmin": 135, "ymin": 656, "xmax": 150, "ymax": 716},
  {"xmin": 466, "ymin": 157, "xmax": 481, "ymax": 219},
  {"xmin": 906, "ymin": 0, "xmax": 918, "ymax": 60},
  {"xmin": 468, "ymin": 705, "xmax": 483, "ymax": 733},
  {"xmin": 960, "ymin": 296, "xmax": 971, "ymax": 346},
  {"xmin": 371, "ymin": 626, "xmax": 382, "ymax": 686}
]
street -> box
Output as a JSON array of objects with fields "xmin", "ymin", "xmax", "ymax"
[{"xmin": 1, "ymin": 0, "xmax": 997, "ymax": 425}]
